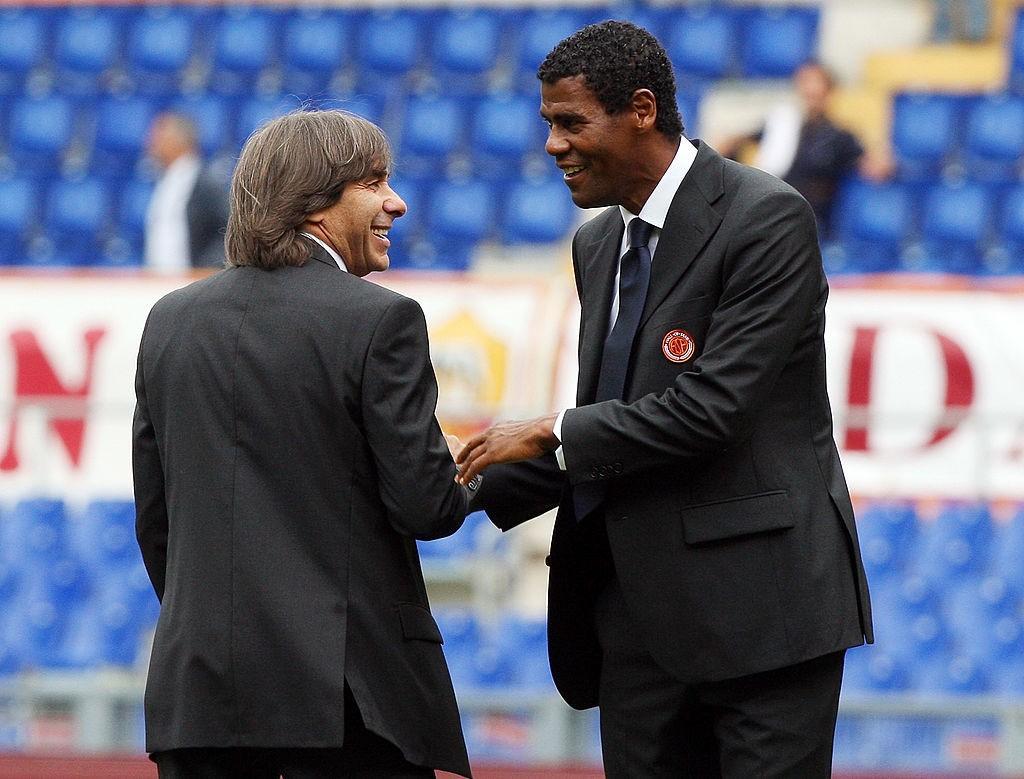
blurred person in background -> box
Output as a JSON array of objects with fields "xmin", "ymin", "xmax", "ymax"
[
  {"xmin": 719, "ymin": 61, "xmax": 893, "ymax": 237},
  {"xmin": 133, "ymin": 110, "xmax": 473, "ymax": 779},
  {"xmin": 456, "ymin": 21, "xmax": 872, "ymax": 778},
  {"xmin": 144, "ymin": 111, "xmax": 229, "ymax": 271}
]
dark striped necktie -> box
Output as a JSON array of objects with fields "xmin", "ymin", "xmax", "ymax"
[{"xmin": 573, "ymin": 217, "xmax": 654, "ymax": 523}]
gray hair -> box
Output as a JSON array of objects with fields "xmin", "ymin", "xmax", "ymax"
[{"xmin": 225, "ymin": 110, "xmax": 393, "ymax": 269}]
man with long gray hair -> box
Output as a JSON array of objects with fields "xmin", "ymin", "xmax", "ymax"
[{"xmin": 133, "ymin": 110, "xmax": 473, "ymax": 778}]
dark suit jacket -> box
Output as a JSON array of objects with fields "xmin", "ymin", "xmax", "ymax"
[
  {"xmin": 133, "ymin": 244, "xmax": 472, "ymax": 777},
  {"xmin": 185, "ymin": 167, "xmax": 229, "ymax": 268},
  {"xmin": 474, "ymin": 141, "xmax": 872, "ymax": 710}
]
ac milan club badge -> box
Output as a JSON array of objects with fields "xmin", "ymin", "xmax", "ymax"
[{"xmin": 662, "ymin": 329, "xmax": 695, "ymax": 363}]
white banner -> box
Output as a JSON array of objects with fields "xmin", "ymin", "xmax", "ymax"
[
  {"xmin": 0, "ymin": 273, "xmax": 1021, "ymax": 500},
  {"xmin": 0, "ymin": 271, "xmax": 567, "ymax": 502}
]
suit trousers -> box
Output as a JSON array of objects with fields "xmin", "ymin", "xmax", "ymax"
[
  {"xmin": 593, "ymin": 575, "xmax": 845, "ymax": 778},
  {"xmin": 152, "ymin": 686, "xmax": 434, "ymax": 778}
]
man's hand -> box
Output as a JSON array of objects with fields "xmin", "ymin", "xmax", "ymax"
[{"xmin": 455, "ymin": 413, "xmax": 559, "ymax": 486}]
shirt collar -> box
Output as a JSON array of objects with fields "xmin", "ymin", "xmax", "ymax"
[
  {"xmin": 300, "ymin": 232, "xmax": 348, "ymax": 273},
  {"xmin": 618, "ymin": 137, "xmax": 698, "ymax": 230}
]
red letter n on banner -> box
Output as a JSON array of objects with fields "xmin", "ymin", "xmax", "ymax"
[{"xmin": 0, "ymin": 328, "xmax": 107, "ymax": 472}]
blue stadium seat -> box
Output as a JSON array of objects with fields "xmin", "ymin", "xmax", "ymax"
[
  {"xmin": 1009, "ymin": 9, "xmax": 1024, "ymax": 94},
  {"xmin": 912, "ymin": 502, "xmax": 993, "ymax": 585},
  {"xmin": 516, "ymin": 9, "xmax": 591, "ymax": 79},
  {"xmin": 0, "ymin": 176, "xmax": 38, "ymax": 265},
  {"xmin": 740, "ymin": 7, "xmax": 819, "ymax": 78},
  {"xmin": 910, "ymin": 180, "xmax": 992, "ymax": 274},
  {"xmin": 428, "ymin": 179, "xmax": 496, "ymax": 244},
  {"xmin": 992, "ymin": 506, "xmax": 1024, "ymax": 594},
  {"xmin": 472, "ymin": 93, "xmax": 540, "ymax": 174},
  {"xmin": 171, "ymin": 95, "xmax": 229, "ymax": 157},
  {"xmin": 832, "ymin": 180, "xmax": 912, "ymax": 272},
  {"xmin": 843, "ymin": 647, "xmax": 912, "ymax": 693},
  {"xmin": 963, "ymin": 94, "xmax": 1024, "ymax": 181},
  {"xmin": 281, "ymin": 10, "xmax": 352, "ymax": 94},
  {"xmin": 78, "ymin": 500, "xmax": 137, "ymax": 570},
  {"xmin": 0, "ymin": 10, "xmax": 49, "ymax": 94},
  {"xmin": 916, "ymin": 653, "xmax": 990, "ymax": 695},
  {"xmin": 111, "ymin": 175, "xmax": 153, "ymax": 262},
  {"xmin": 357, "ymin": 10, "xmax": 424, "ymax": 82},
  {"xmin": 235, "ymin": 95, "xmax": 298, "ymax": 148},
  {"xmin": 856, "ymin": 501, "xmax": 919, "ymax": 581},
  {"xmin": 985, "ymin": 184, "xmax": 1024, "ymax": 274},
  {"xmin": 470, "ymin": 643, "xmax": 515, "ymax": 688},
  {"xmin": 891, "ymin": 93, "xmax": 962, "ymax": 180},
  {"xmin": 53, "ymin": 9, "xmax": 120, "ymax": 86},
  {"xmin": 992, "ymin": 655, "xmax": 1024, "ymax": 696},
  {"xmin": 45, "ymin": 177, "xmax": 110, "ymax": 263},
  {"xmin": 209, "ymin": 8, "xmax": 278, "ymax": 94},
  {"xmin": 92, "ymin": 95, "xmax": 157, "ymax": 171},
  {"xmin": 431, "ymin": 9, "xmax": 503, "ymax": 92},
  {"xmin": 7, "ymin": 95, "xmax": 75, "ymax": 170},
  {"xmin": 7, "ymin": 499, "xmax": 69, "ymax": 567},
  {"xmin": 126, "ymin": 8, "xmax": 194, "ymax": 94},
  {"xmin": 400, "ymin": 95, "xmax": 464, "ymax": 171},
  {"xmin": 502, "ymin": 176, "xmax": 574, "ymax": 244},
  {"xmin": 663, "ymin": 7, "xmax": 737, "ymax": 82}
]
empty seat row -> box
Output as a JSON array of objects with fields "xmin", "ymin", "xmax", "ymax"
[
  {"xmin": 891, "ymin": 92, "xmax": 1024, "ymax": 182},
  {"xmin": 826, "ymin": 178, "xmax": 1024, "ymax": 275},
  {"xmin": 0, "ymin": 171, "xmax": 576, "ymax": 270},
  {"xmin": 0, "ymin": 5, "xmax": 818, "ymax": 98}
]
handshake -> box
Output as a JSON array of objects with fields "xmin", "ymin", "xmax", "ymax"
[{"xmin": 443, "ymin": 411, "xmax": 561, "ymax": 487}]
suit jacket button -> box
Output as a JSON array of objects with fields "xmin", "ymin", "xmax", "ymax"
[
  {"xmin": 590, "ymin": 467, "xmax": 600, "ymax": 480},
  {"xmin": 613, "ymin": 514, "xmax": 628, "ymax": 522},
  {"xmin": 613, "ymin": 462, "xmax": 623, "ymax": 474},
  {"xmin": 544, "ymin": 555, "xmax": 552, "ymax": 567}
]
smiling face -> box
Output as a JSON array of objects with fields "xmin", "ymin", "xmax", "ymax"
[
  {"xmin": 303, "ymin": 168, "xmax": 406, "ymax": 277},
  {"xmin": 541, "ymin": 76, "xmax": 660, "ymax": 213}
]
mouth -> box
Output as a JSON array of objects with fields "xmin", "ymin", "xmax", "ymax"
[
  {"xmin": 560, "ymin": 164, "xmax": 587, "ymax": 182},
  {"xmin": 370, "ymin": 225, "xmax": 391, "ymax": 248}
]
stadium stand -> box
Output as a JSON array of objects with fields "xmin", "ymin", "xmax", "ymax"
[{"xmin": 4, "ymin": 2, "xmax": 1024, "ymax": 773}]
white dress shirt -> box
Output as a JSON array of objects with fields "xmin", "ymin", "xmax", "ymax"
[
  {"xmin": 553, "ymin": 137, "xmax": 698, "ymax": 468},
  {"xmin": 145, "ymin": 154, "xmax": 201, "ymax": 272},
  {"xmin": 300, "ymin": 232, "xmax": 348, "ymax": 272}
]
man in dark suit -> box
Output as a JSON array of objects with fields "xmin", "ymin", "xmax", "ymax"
[
  {"xmin": 144, "ymin": 112, "xmax": 229, "ymax": 270},
  {"xmin": 456, "ymin": 22, "xmax": 872, "ymax": 777},
  {"xmin": 133, "ymin": 110, "xmax": 472, "ymax": 778}
]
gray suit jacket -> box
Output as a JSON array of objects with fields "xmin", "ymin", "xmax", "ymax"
[
  {"xmin": 473, "ymin": 141, "xmax": 872, "ymax": 709},
  {"xmin": 133, "ymin": 244, "xmax": 471, "ymax": 776}
]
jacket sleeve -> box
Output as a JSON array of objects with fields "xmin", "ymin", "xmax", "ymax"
[
  {"xmin": 561, "ymin": 188, "xmax": 822, "ymax": 485},
  {"xmin": 361, "ymin": 295, "xmax": 469, "ymax": 540},
  {"xmin": 132, "ymin": 325, "xmax": 169, "ymax": 601},
  {"xmin": 469, "ymin": 453, "xmax": 565, "ymax": 531}
]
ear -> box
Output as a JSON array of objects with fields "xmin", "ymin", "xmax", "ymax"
[{"xmin": 631, "ymin": 89, "xmax": 658, "ymax": 133}]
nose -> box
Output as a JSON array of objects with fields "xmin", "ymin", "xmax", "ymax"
[
  {"xmin": 384, "ymin": 185, "xmax": 407, "ymax": 218},
  {"xmin": 545, "ymin": 128, "xmax": 569, "ymax": 158}
]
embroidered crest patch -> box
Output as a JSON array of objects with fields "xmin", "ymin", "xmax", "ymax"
[{"xmin": 662, "ymin": 329, "xmax": 696, "ymax": 363}]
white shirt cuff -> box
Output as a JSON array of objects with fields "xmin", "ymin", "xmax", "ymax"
[{"xmin": 553, "ymin": 409, "xmax": 567, "ymax": 471}]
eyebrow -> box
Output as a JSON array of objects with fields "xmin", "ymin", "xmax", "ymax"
[{"xmin": 541, "ymin": 109, "xmax": 586, "ymax": 125}]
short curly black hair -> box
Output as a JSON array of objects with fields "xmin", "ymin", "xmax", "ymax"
[{"xmin": 537, "ymin": 20, "xmax": 683, "ymax": 138}]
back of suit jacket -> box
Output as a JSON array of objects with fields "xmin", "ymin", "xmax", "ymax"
[
  {"xmin": 475, "ymin": 143, "xmax": 871, "ymax": 709},
  {"xmin": 133, "ymin": 252, "xmax": 471, "ymax": 776}
]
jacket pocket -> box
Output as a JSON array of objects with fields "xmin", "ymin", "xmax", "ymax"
[
  {"xmin": 680, "ymin": 490, "xmax": 795, "ymax": 545},
  {"xmin": 397, "ymin": 603, "xmax": 443, "ymax": 643}
]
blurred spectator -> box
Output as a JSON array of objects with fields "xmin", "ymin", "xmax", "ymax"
[
  {"xmin": 719, "ymin": 61, "xmax": 893, "ymax": 237},
  {"xmin": 144, "ymin": 112, "xmax": 228, "ymax": 271}
]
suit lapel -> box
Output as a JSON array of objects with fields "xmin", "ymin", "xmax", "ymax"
[
  {"xmin": 576, "ymin": 211, "xmax": 624, "ymax": 405},
  {"xmin": 639, "ymin": 141, "xmax": 725, "ymax": 329}
]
